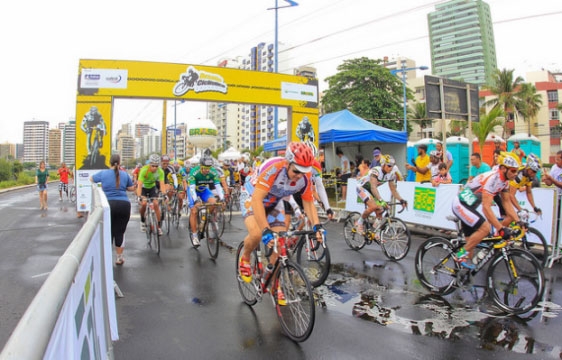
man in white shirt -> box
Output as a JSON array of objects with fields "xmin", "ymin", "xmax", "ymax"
[{"xmin": 336, "ymin": 147, "xmax": 351, "ymax": 203}]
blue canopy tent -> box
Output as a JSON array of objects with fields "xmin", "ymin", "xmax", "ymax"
[{"xmin": 263, "ymin": 109, "xmax": 407, "ymax": 171}]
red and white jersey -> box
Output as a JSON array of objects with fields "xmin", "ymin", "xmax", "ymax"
[{"xmin": 248, "ymin": 157, "xmax": 313, "ymax": 209}]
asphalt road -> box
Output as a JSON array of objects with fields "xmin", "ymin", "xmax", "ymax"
[{"xmin": 1, "ymin": 185, "xmax": 562, "ymax": 359}]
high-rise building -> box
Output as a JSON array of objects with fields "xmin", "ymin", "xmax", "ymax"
[
  {"xmin": 116, "ymin": 133, "xmax": 135, "ymax": 165},
  {"xmin": 23, "ymin": 120, "xmax": 49, "ymax": 164},
  {"xmin": 62, "ymin": 120, "xmax": 76, "ymax": 166},
  {"xmin": 428, "ymin": 0, "xmax": 497, "ymax": 86},
  {"xmin": 48, "ymin": 128, "xmax": 62, "ymax": 166},
  {"xmin": 0, "ymin": 142, "xmax": 16, "ymax": 159}
]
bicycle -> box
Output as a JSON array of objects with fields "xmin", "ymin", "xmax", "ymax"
[
  {"xmin": 142, "ymin": 196, "xmax": 163, "ymax": 255},
  {"xmin": 68, "ymin": 182, "xmax": 76, "ymax": 203},
  {"xmin": 168, "ymin": 190, "xmax": 182, "ymax": 230},
  {"xmin": 227, "ymin": 184, "xmax": 241, "ymax": 222},
  {"xmin": 343, "ymin": 202, "xmax": 411, "ymax": 261},
  {"xmin": 287, "ymin": 211, "xmax": 332, "ymax": 287},
  {"xmin": 159, "ymin": 195, "xmax": 171, "ymax": 235},
  {"xmin": 503, "ymin": 209, "xmax": 549, "ymax": 268},
  {"xmin": 235, "ymin": 230, "xmax": 316, "ymax": 342},
  {"xmin": 415, "ymin": 215, "xmax": 545, "ymax": 315},
  {"xmin": 190, "ymin": 202, "xmax": 224, "ymax": 259}
]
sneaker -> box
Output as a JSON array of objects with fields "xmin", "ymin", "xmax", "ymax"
[
  {"xmin": 115, "ymin": 255, "xmax": 125, "ymax": 266},
  {"xmin": 140, "ymin": 222, "xmax": 146, "ymax": 232},
  {"xmin": 192, "ymin": 234, "xmax": 201, "ymax": 248},
  {"xmin": 239, "ymin": 258, "xmax": 252, "ymax": 283},
  {"xmin": 277, "ymin": 285, "xmax": 287, "ymax": 306},
  {"xmin": 455, "ymin": 248, "xmax": 475, "ymax": 270},
  {"xmin": 59, "ymin": 197, "xmax": 63, "ymax": 201},
  {"xmin": 158, "ymin": 227, "xmax": 163, "ymax": 236}
]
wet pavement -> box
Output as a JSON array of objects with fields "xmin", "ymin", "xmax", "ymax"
[{"xmin": 1, "ymin": 185, "xmax": 562, "ymax": 359}]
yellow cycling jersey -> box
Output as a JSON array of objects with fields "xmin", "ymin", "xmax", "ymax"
[{"xmin": 510, "ymin": 171, "xmax": 532, "ymax": 190}]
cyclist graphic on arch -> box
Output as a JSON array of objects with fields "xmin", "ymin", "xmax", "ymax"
[
  {"xmin": 295, "ymin": 116, "xmax": 317, "ymax": 155},
  {"xmin": 173, "ymin": 66, "xmax": 200, "ymax": 96},
  {"xmin": 80, "ymin": 105, "xmax": 108, "ymax": 169}
]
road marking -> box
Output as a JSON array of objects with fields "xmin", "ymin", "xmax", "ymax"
[{"xmin": 32, "ymin": 272, "xmax": 51, "ymax": 279}]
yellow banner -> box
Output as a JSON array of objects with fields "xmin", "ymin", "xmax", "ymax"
[{"xmin": 75, "ymin": 97, "xmax": 112, "ymax": 170}]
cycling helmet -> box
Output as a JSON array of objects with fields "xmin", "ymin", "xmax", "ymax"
[
  {"xmin": 285, "ymin": 142, "xmax": 314, "ymax": 173},
  {"xmin": 200, "ymin": 154, "xmax": 214, "ymax": 167},
  {"xmin": 161, "ymin": 154, "xmax": 170, "ymax": 162},
  {"xmin": 379, "ymin": 154, "xmax": 396, "ymax": 167},
  {"xmin": 149, "ymin": 154, "xmax": 160, "ymax": 165},
  {"xmin": 525, "ymin": 153, "xmax": 541, "ymax": 172},
  {"xmin": 497, "ymin": 151, "xmax": 522, "ymax": 169}
]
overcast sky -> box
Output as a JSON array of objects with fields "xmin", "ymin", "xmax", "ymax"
[{"xmin": 1, "ymin": 0, "xmax": 560, "ymax": 144}]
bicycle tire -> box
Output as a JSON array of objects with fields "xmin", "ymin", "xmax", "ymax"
[
  {"xmin": 295, "ymin": 235, "xmax": 331, "ymax": 287},
  {"xmin": 514, "ymin": 227, "xmax": 548, "ymax": 268},
  {"xmin": 160, "ymin": 202, "xmax": 170, "ymax": 235},
  {"xmin": 215, "ymin": 207, "xmax": 226, "ymax": 237},
  {"xmin": 343, "ymin": 212, "xmax": 366, "ymax": 250},
  {"xmin": 206, "ymin": 216, "xmax": 220, "ymax": 259},
  {"xmin": 414, "ymin": 237, "xmax": 459, "ymax": 295},
  {"xmin": 151, "ymin": 211, "xmax": 160, "ymax": 255},
  {"xmin": 487, "ymin": 248, "xmax": 544, "ymax": 315},
  {"xmin": 380, "ymin": 217, "xmax": 411, "ymax": 261},
  {"xmin": 70, "ymin": 187, "xmax": 76, "ymax": 203},
  {"xmin": 235, "ymin": 242, "xmax": 259, "ymax": 306},
  {"xmin": 274, "ymin": 260, "xmax": 315, "ymax": 342},
  {"xmin": 226, "ymin": 195, "xmax": 233, "ymax": 223},
  {"xmin": 170, "ymin": 196, "xmax": 180, "ymax": 229}
]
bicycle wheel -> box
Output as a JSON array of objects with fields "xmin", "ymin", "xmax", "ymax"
[
  {"xmin": 343, "ymin": 212, "xmax": 366, "ymax": 250},
  {"xmin": 150, "ymin": 211, "xmax": 161, "ymax": 255},
  {"xmin": 274, "ymin": 260, "xmax": 315, "ymax": 342},
  {"xmin": 487, "ymin": 248, "xmax": 544, "ymax": 315},
  {"xmin": 206, "ymin": 216, "xmax": 220, "ymax": 259},
  {"xmin": 414, "ymin": 237, "xmax": 459, "ymax": 295},
  {"xmin": 235, "ymin": 242, "xmax": 259, "ymax": 306},
  {"xmin": 514, "ymin": 227, "xmax": 548, "ymax": 268},
  {"xmin": 295, "ymin": 235, "xmax": 331, "ymax": 287},
  {"xmin": 160, "ymin": 203, "xmax": 170, "ymax": 235},
  {"xmin": 215, "ymin": 208, "xmax": 226, "ymax": 237},
  {"xmin": 70, "ymin": 187, "xmax": 76, "ymax": 203},
  {"xmin": 170, "ymin": 196, "xmax": 179, "ymax": 229},
  {"xmin": 380, "ymin": 217, "xmax": 411, "ymax": 261}
]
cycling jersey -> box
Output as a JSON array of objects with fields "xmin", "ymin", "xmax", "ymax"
[
  {"xmin": 461, "ymin": 168, "xmax": 509, "ymax": 208},
  {"xmin": 357, "ymin": 165, "xmax": 402, "ymax": 194},
  {"xmin": 138, "ymin": 165, "xmax": 165, "ymax": 189},
  {"xmin": 246, "ymin": 157, "xmax": 313, "ymax": 210},
  {"xmin": 167, "ymin": 168, "xmax": 187, "ymax": 189},
  {"xmin": 162, "ymin": 165, "xmax": 176, "ymax": 185},
  {"xmin": 188, "ymin": 165, "xmax": 223, "ymax": 201},
  {"xmin": 509, "ymin": 169, "xmax": 533, "ymax": 190}
]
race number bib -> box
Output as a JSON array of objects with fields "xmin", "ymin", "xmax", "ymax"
[{"xmin": 459, "ymin": 187, "xmax": 478, "ymax": 206}]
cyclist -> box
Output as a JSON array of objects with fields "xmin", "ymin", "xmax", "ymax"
[
  {"xmin": 497, "ymin": 153, "xmax": 543, "ymax": 225},
  {"xmin": 238, "ymin": 142, "xmax": 324, "ymax": 295},
  {"xmin": 80, "ymin": 106, "xmax": 106, "ymax": 156},
  {"xmin": 354, "ymin": 155, "xmax": 407, "ymax": 233},
  {"xmin": 452, "ymin": 151, "xmax": 522, "ymax": 268},
  {"xmin": 137, "ymin": 154, "xmax": 166, "ymax": 235},
  {"xmin": 169, "ymin": 160, "xmax": 188, "ymax": 217},
  {"xmin": 187, "ymin": 152, "xmax": 225, "ymax": 248}
]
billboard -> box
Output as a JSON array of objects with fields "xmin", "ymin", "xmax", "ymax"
[{"xmin": 425, "ymin": 75, "xmax": 479, "ymax": 122}]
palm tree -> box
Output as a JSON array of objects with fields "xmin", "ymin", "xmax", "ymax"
[
  {"xmin": 483, "ymin": 68, "xmax": 524, "ymax": 138},
  {"xmin": 472, "ymin": 106, "xmax": 505, "ymax": 155},
  {"xmin": 517, "ymin": 83, "xmax": 543, "ymax": 136},
  {"xmin": 408, "ymin": 102, "xmax": 432, "ymax": 137}
]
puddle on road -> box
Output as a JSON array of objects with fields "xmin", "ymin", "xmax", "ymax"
[{"xmin": 317, "ymin": 262, "xmax": 562, "ymax": 358}]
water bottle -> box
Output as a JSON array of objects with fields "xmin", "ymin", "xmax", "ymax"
[
  {"xmin": 262, "ymin": 263, "xmax": 274, "ymax": 282},
  {"xmin": 472, "ymin": 248, "xmax": 488, "ymax": 265}
]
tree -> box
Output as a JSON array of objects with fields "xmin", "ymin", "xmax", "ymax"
[
  {"xmin": 472, "ymin": 106, "xmax": 505, "ymax": 155},
  {"xmin": 321, "ymin": 57, "xmax": 406, "ymax": 131},
  {"xmin": 408, "ymin": 102, "xmax": 432, "ymax": 137},
  {"xmin": 517, "ymin": 83, "xmax": 543, "ymax": 136},
  {"xmin": 483, "ymin": 68, "xmax": 524, "ymax": 138}
]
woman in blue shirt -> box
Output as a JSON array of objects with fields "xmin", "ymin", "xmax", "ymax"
[{"xmin": 91, "ymin": 154, "xmax": 135, "ymax": 265}]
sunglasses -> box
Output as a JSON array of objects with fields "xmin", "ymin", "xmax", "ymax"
[
  {"xmin": 291, "ymin": 165, "xmax": 304, "ymax": 175},
  {"xmin": 507, "ymin": 168, "xmax": 518, "ymax": 173},
  {"xmin": 201, "ymin": 166, "xmax": 211, "ymax": 170},
  {"xmin": 150, "ymin": 164, "xmax": 159, "ymax": 168}
]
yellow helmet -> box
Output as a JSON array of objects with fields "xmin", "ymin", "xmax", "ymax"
[
  {"xmin": 380, "ymin": 154, "xmax": 396, "ymax": 167},
  {"xmin": 497, "ymin": 151, "xmax": 522, "ymax": 169}
]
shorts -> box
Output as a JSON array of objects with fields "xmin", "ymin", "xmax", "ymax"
[
  {"xmin": 187, "ymin": 187, "xmax": 214, "ymax": 208},
  {"xmin": 141, "ymin": 187, "xmax": 159, "ymax": 199},
  {"xmin": 451, "ymin": 196, "xmax": 485, "ymax": 237},
  {"xmin": 240, "ymin": 181, "xmax": 286, "ymax": 228},
  {"xmin": 339, "ymin": 173, "xmax": 351, "ymax": 186},
  {"xmin": 59, "ymin": 182, "xmax": 68, "ymax": 192},
  {"xmin": 37, "ymin": 184, "xmax": 47, "ymax": 192}
]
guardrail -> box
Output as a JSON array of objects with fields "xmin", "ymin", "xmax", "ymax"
[{"xmin": 0, "ymin": 185, "xmax": 116, "ymax": 360}]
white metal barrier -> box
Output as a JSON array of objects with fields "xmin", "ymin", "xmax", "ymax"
[{"xmin": 0, "ymin": 186, "xmax": 117, "ymax": 360}]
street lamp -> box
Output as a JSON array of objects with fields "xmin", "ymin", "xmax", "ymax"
[
  {"xmin": 390, "ymin": 64, "xmax": 429, "ymax": 133},
  {"xmin": 268, "ymin": 0, "xmax": 298, "ymax": 140}
]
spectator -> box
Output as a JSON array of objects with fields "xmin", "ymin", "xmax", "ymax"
[
  {"xmin": 428, "ymin": 150, "xmax": 441, "ymax": 180},
  {"xmin": 431, "ymin": 163, "xmax": 452, "ymax": 187},
  {"xmin": 511, "ymin": 140, "xmax": 526, "ymax": 161},
  {"xmin": 35, "ymin": 161, "xmax": 49, "ymax": 210},
  {"xmin": 435, "ymin": 141, "xmax": 453, "ymax": 170},
  {"xmin": 57, "ymin": 162, "xmax": 71, "ymax": 201},
  {"xmin": 370, "ymin": 147, "xmax": 382, "ymax": 168},
  {"xmin": 336, "ymin": 147, "xmax": 351, "ymax": 202},
  {"xmin": 90, "ymin": 154, "xmax": 135, "ymax": 265},
  {"xmin": 358, "ymin": 159, "xmax": 371, "ymax": 177},
  {"xmin": 467, "ymin": 152, "xmax": 491, "ymax": 182},
  {"xmin": 405, "ymin": 144, "xmax": 431, "ymax": 182}
]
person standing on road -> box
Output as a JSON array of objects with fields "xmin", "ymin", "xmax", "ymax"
[
  {"xmin": 57, "ymin": 162, "xmax": 71, "ymax": 201},
  {"xmin": 336, "ymin": 147, "xmax": 351, "ymax": 202},
  {"xmin": 91, "ymin": 154, "xmax": 135, "ymax": 266},
  {"xmin": 36, "ymin": 161, "xmax": 49, "ymax": 210}
]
